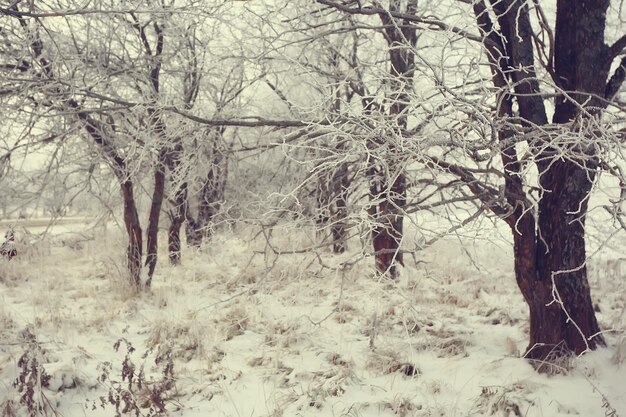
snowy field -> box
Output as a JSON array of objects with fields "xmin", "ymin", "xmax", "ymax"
[{"xmin": 0, "ymin": 217, "xmax": 624, "ymax": 417}]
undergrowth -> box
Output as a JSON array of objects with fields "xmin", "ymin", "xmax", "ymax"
[{"xmin": 91, "ymin": 338, "xmax": 179, "ymax": 417}]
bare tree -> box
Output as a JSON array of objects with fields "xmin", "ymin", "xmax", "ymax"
[
  {"xmin": 367, "ymin": 0, "xmax": 417, "ymax": 277},
  {"xmin": 0, "ymin": 5, "xmax": 145, "ymax": 285},
  {"xmin": 464, "ymin": 0, "xmax": 625, "ymax": 361},
  {"xmin": 312, "ymin": 0, "xmax": 626, "ymax": 363},
  {"xmin": 1, "ymin": 2, "xmax": 194, "ymax": 286}
]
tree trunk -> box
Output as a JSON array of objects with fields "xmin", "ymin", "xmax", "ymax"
[
  {"xmin": 199, "ymin": 158, "xmax": 226, "ymax": 236},
  {"xmin": 186, "ymin": 136, "xmax": 227, "ymax": 247},
  {"xmin": 185, "ymin": 213, "xmax": 204, "ymax": 247},
  {"xmin": 145, "ymin": 155, "xmax": 166, "ymax": 287},
  {"xmin": 511, "ymin": 163, "xmax": 605, "ymax": 362},
  {"xmin": 168, "ymin": 182, "xmax": 187, "ymax": 265},
  {"xmin": 473, "ymin": 0, "xmax": 612, "ymax": 364},
  {"xmin": 13, "ymin": 7, "xmax": 149, "ymax": 289},
  {"xmin": 525, "ymin": 161, "xmax": 605, "ymax": 360},
  {"xmin": 121, "ymin": 180, "xmax": 142, "ymax": 288},
  {"xmin": 143, "ymin": 22, "xmax": 166, "ymax": 287},
  {"xmin": 74, "ymin": 106, "xmax": 144, "ymax": 288},
  {"xmin": 371, "ymin": 173, "xmax": 405, "ymax": 277},
  {"xmin": 370, "ymin": 0, "xmax": 416, "ymax": 277},
  {"xmin": 168, "ymin": 216, "xmax": 184, "ymax": 264},
  {"xmin": 314, "ymin": 172, "xmax": 331, "ymax": 242},
  {"xmin": 519, "ymin": 0, "xmax": 611, "ymax": 359}
]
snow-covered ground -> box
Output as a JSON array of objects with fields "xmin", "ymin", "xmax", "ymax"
[{"xmin": 0, "ymin": 218, "xmax": 624, "ymax": 417}]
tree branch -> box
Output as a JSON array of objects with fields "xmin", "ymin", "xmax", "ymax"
[
  {"xmin": 424, "ymin": 156, "xmax": 512, "ymax": 219},
  {"xmin": 607, "ymin": 34, "xmax": 626, "ymax": 62},
  {"xmin": 0, "ymin": 7, "xmax": 174, "ymax": 18},
  {"xmin": 315, "ymin": 0, "xmax": 483, "ymax": 43},
  {"xmin": 605, "ymin": 55, "xmax": 626, "ymax": 100}
]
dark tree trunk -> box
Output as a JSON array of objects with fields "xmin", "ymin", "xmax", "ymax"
[
  {"xmin": 145, "ymin": 154, "xmax": 166, "ymax": 287},
  {"xmin": 168, "ymin": 219, "xmax": 183, "ymax": 264},
  {"xmin": 198, "ymin": 156, "xmax": 226, "ymax": 236},
  {"xmin": 370, "ymin": 169, "xmax": 406, "ymax": 277},
  {"xmin": 121, "ymin": 180, "xmax": 142, "ymax": 288},
  {"xmin": 521, "ymin": 0, "xmax": 611, "ymax": 358},
  {"xmin": 472, "ymin": 0, "xmax": 615, "ymax": 363},
  {"xmin": 73, "ymin": 108, "xmax": 145, "ymax": 288},
  {"xmin": 370, "ymin": 0, "xmax": 416, "ymax": 277},
  {"xmin": 530, "ymin": 162, "xmax": 604, "ymax": 358},
  {"xmin": 324, "ymin": 66, "xmax": 350, "ymax": 254},
  {"xmin": 12, "ymin": 6, "xmax": 149, "ymax": 289},
  {"xmin": 371, "ymin": 193, "xmax": 404, "ymax": 276},
  {"xmin": 142, "ymin": 22, "xmax": 166, "ymax": 287},
  {"xmin": 171, "ymin": 24, "xmax": 201, "ymax": 257},
  {"xmin": 314, "ymin": 173, "xmax": 331, "ymax": 242},
  {"xmin": 163, "ymin": 140, "xmax": 187, "ymax": 265},
  {"xmin": 509, "ymin": 161, "xmax": 605, "ymax": 360},
  {"xmin": 508, "ymin": 181, "xmax": 605, "ymax": 360}
]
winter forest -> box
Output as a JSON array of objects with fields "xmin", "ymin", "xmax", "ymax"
[{"xmin": 1, "ymin": 0, "xmax": 626, "ymax": 415}]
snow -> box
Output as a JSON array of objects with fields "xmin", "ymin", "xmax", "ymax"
[{"xmin": 0, "ymin": 219, "xmax": 624, "ymax": 417}]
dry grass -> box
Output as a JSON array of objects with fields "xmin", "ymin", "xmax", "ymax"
[
  {"xmin": 0, "ymin": 223, "xmax": 624, "ymax": 417},
  {"xmin": 472, "ymin": 383, "xmax": 534, "ymax": 417}
]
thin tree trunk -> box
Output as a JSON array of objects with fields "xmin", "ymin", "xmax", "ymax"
[
  {"xmin": 314, "ymin": 173, "xmax": 331, "ymax": 242},
  {"xmin": 199, "ymin": 153, "xmax": 226, "ymax": 237},
  {"xmin": 142, "ymin": 21, "xmax": 166, "ymax": 287},
  {"xmin": 168, "ymin": 182, "xmax": 187, "ymax": 265},
  {"xmin": 121, "ymin": 180, "xmax": 142, "ymax": 288},
  {"xmin": 186, "ymin": 133, "xmax": 227, "ymax": 247},
  {"xmin": 74, "ymin": 108, "xmax": 145, "ymax": 288},
  {"xmin": 327, "ymin": 68, "xmax": 349, "ymax": 254},
  {"xmin": 371, "ymin": 174, "xmax": 405, "ymax": 277},
  {"xmin": 145, "ymin": 152, "xmax": 166, "ymax": 287},
  {"xmin": 13, "ymin": 5, "xmax": 148, "ymax": 288},
  {"xmin": 164, "ymin": 140, "xmax": 187, "ymax": 264},
  {"xmin": 370, "ymin": 0, "xmax": 416, "ymax": 278}
]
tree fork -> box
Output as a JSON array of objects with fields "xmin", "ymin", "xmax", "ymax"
[{"xmin": 471, "ymin": 0, "xmax": 613, "ymax": 363}]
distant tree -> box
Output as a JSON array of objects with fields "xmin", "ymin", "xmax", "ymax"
[
  {"xmin": 0, "ymin": 4, "xmax": 146, "ymax": 285},
  {"xmin": 282, "ymin": 0, "xmax": 418, "ymax": 272},
  {"xmin": 1, "ymin": 2, "xmax": 193, "ymax": 287}
]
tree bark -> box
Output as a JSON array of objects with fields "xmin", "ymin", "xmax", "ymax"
[
  {"xmin": 121, "ymin": 180, "xmax": 143, "ymax": 288},
  {"xmin": 185, "ymin": 214, "xmax": 204, "ymax": 247},
  {"xmin": 145, "ymin": 152, "xmax": 166, "ymax": 287},
  {"xmin": 372, "ymin": 195, "xmax": 404, "ymax": 276},
  {"xmin": 168, "ymin": 181, "xmax": 187, "ymax": 265},
  {"xmin": 526, "ymin": 161, "xmax": 604, "ymax": 359},
  {"xmin": 324, "ymin": 67, "xmax": 350, "ymax": 254}
]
